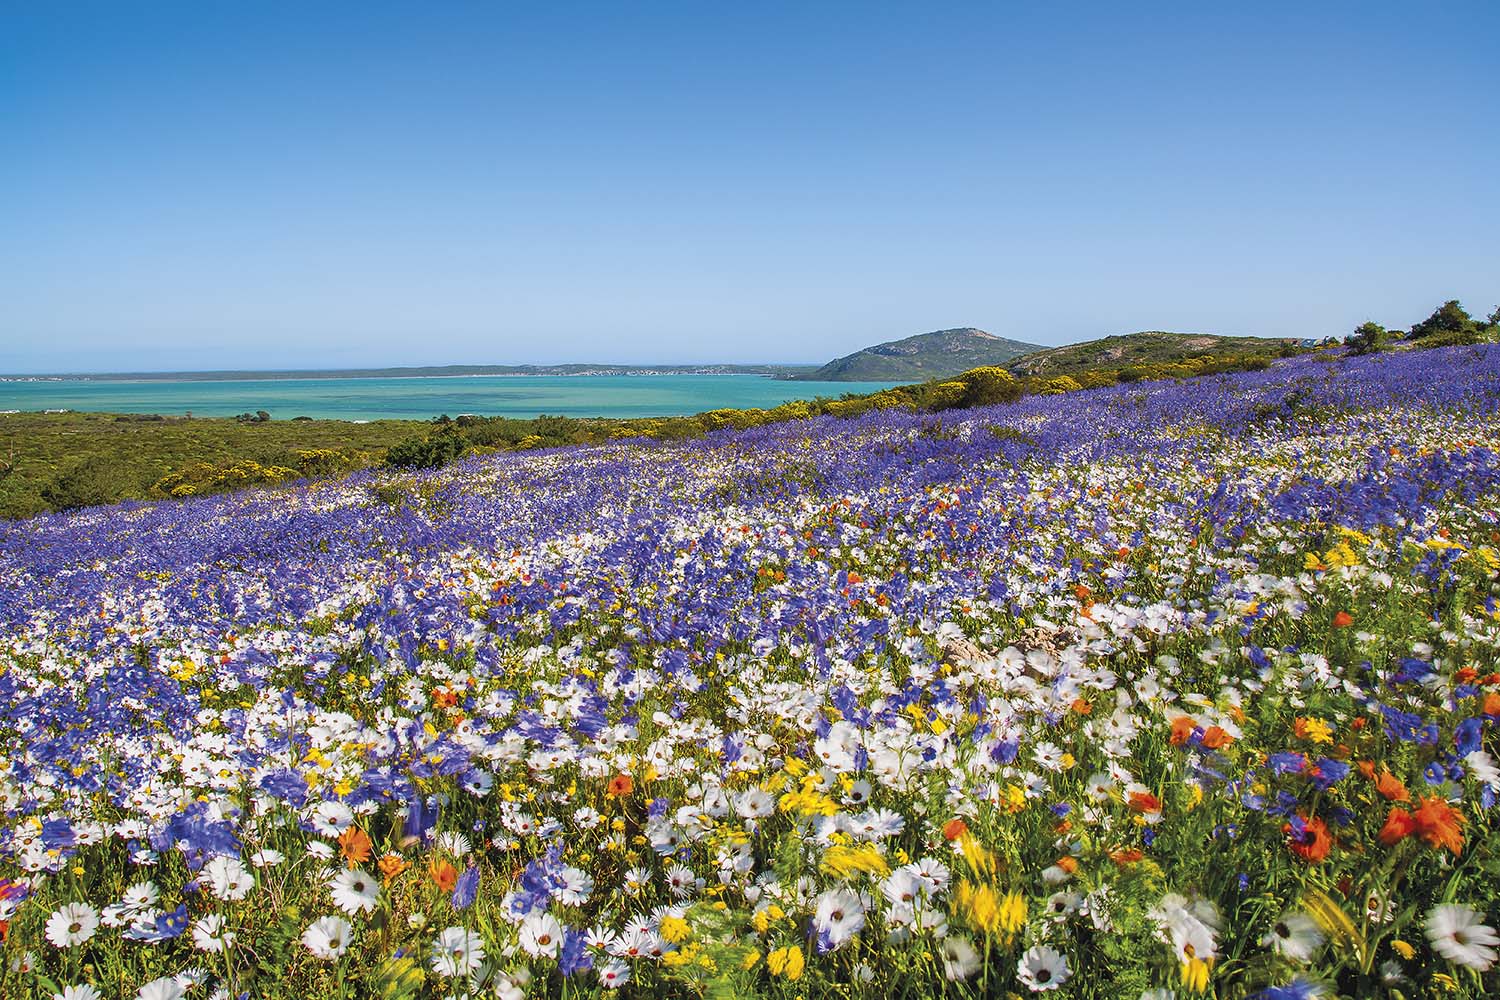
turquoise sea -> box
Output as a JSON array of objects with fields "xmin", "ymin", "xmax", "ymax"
[{"xmin": 0, "ymin": 374, "xmax": 908, "ymax": 422}]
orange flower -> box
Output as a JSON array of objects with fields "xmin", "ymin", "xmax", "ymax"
[
  {"xmin": 942, "ymin": 818, "xmax": 970, "ymax": 841},
  {"xmin": 1127, "ymin": 790, "xmax": 1162, "ymax": 814},
  {"xmin": 1055, "ymin": 855, "xmax": 1079, "ymax": 874},
  {"xmin": 1378, "ymin": 808, "xmax": 1416, "ymax": 846},
  {"xmin": 429, "ymin": 857, "xmax": 458, "ymax": 892},
  {"xmin": 1109, "ymin": 847, "xmax": 1144, "ymax": 866},
  {"xmin": 606, "ymin": 774, "xmax": 634, "ymax": 798},
  {"xmin": 1411, "ymin": 796, "xmax": 1465, "ymax": 855},
  {"xmin": 338, "ymin": 826, "xmax": 373, "ymax": 867},
  {"xmin": 1483, "ymin": 692, "xmax": 1500, "ymax": 717},
  {"xmin": 1373, "ymin": 770, "xmax": 1410, "ymax": 803},
  {"xmin": 378, "ymin": 853, "xmax": 410, "ymax": 883},
  {"xmin": 1284, "ymin": 814, "xmax": 1332, "ymax": 863},
  {"xmin": 1071, "ymin": 698, "xmax": 1092, "ymax": 716},
  {"xmin": 1332, "ymin": 611, "xmax": 1354, "ymax": 628},
  {"xmin": 1200, "ymin": 726, "xmax": 1233, "ymax": 749},
  {"xmin": 1169, "ymin": 716, "xmax": 1197, "ymax": 746}
]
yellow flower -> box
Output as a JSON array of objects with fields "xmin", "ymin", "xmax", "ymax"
[
  {"xmin": 778, "ymin": 785, "xmax": 840, "ymax": 817},
  {"xmin": 1296, "ymin": 716, "xmax": 1334, "ymax": 744},
  {"xmin": 1391, "ymin": 938, "xmax": 1415, "ymax": 960},
  {"xmin": 662, "ymin": 943, "xmax": 698, "ymax": 968},
  {"xmin": 1179, "ymin": 956, "xmax": 1210, "ymax": 992},
  {"xmin": 956, "ymin": 880, "xmax": 1001, "ymax": 934},
  {"xmin": 998, "ymin": 890, "xmax": 1027, "ymax": 937},
  {"xmin": 659, "ymin": 916, "xmax": 692, "ymax": 943},
  {"xmin": 751, "ymin": 904, "xmax": 785, "ymax": 934},
  {"xmin": 957, "ymin": 835, "xmax": 998, "ymax": 877},
  {"xmin": 821, "ymin": 843, "xmax": 890, "ymax": 880},
  {"xmin": 767, "ymin": 945, "xmax": 805, "ymax": 981},
  {"xmin": 741, "ymin": 948, "xmax": 762, "ymax": 970}
]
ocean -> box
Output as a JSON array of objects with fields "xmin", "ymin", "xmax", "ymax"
[{"xmin": 0, "ymin": 374, "xmax": 909, "ymax": 422}]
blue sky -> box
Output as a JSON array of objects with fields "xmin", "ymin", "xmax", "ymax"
[{"xmin": 2, "ymin": 2, "xmax": 1496, "ymax": 372}]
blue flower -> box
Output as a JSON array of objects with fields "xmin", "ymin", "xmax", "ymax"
[
  {"xmin": 1456, "ymin": 717, "xmax": 1484, "ymax": 757},
  {"xmin": 1250, "ymin": 979, "xmax": 1323, "ymax": 1000},
  {"xmin": 559, "ymin": 930, "xmax": 593, "ymax": 975},
  {"xmin": 451, "ymin": 863, "xmax": 479, "ymax": 911}
]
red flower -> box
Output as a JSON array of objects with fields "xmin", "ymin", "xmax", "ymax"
[
  {"xmin": 1412, "ymin": 796, "xmax": 1465, "ymax": 855},
  {"xmin": 1332, "ymin": 611, "xmax": 1354, "ymax": 628},
  {"xmin": 1378, "ymin": 807, "xmax": 1416, "ymax": 846},
  {"xmin": 1169, "ymin": 716, "xmax": 1197, "ymax": 746},
  {"xmin": 1284, "ymin": 814, "xmax": 1332, "ymax": 863},
  {"xmin": 942, "ymin": 818, "xmax": 970, "ymax": 841}
]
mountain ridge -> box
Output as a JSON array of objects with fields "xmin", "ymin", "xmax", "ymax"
[{"xmin": 798, "ymin": 327, "xmax": 1042, "ymax": 381}]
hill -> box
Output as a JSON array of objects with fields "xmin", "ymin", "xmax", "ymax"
[
  {"xmin": 799, "ymin": 327, "xmax": 1041, "ymax": 381},
  {"xmin": 1007, "ymin": 331, "xmax": 1295, "ymax": 377}
]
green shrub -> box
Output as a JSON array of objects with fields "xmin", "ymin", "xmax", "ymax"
[
  {"xmin": 957, "ymin": 366, "xmax": 1023, "ymax": 407},
  {"xmin": 385, "ymin": 429, "xmax": 467, "ymax": 469},
  {"xmin": 41, "ymin": 456, "xmax": 138, "ymax": 511}
]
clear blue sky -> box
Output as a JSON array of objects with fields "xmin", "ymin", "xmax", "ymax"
[{"xmin": 2, "ymin": 2, "xmax": 1496, "ymax": 373}]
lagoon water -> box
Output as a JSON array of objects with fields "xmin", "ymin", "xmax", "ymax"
[{"xmin": 0, "ymin": 374, "xmax": 908, "ymax": 422}]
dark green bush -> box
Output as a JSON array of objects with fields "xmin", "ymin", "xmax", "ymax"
[
  {"xmin": 40, "ymin": 456, "xmax": 138, "ymax": 511},
  {"xmin": 384, "ymin": 429, "xmax": 467, "ymax": 469}
]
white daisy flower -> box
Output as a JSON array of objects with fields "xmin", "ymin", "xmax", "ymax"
[
  {"xmin": 328, "ymin": 867, "xmax": 380, "ymax": 915},
  {"xmin": 1017, "ymin": 944, "xmax": 1070, "ymax": 992},
  {"xmin": 45, "ymin": 903, "xmax": 99, "ymax": 949},
  {"xmin": 812, "ymin": 887, "xmax": 866, "ymax": 952},
  {"xmin": 1425, "ymin": 904, "xmax": 1499, "ymax": 971},
  {"xmin": 133, "ymin": 978, "xmax": 184, "ymax": 1000},
  {"xmin": 202, "ymin": 856, "xmax": 254, "ymax": 901},
  {"xmin": 52, "ymin": 985, "xmax": 104, "ymax": 1000},
  {"xmin": 301, "ymin": 915, "xmax": 354, "ymax": 961},
  {"xmin": 430, "ymin": 926, "xmax": 485, "ymax": 977},
  {"xmin": 1261, "ymin": 911, "xmax": 1324, "ymax": 961},
  {"xmin": 597, "ymin": 960, "xmax": 631, "ymax": 988},
  {"xmin": 518, "ymin": 912, "xmax": 564, "ymax": 958},
  {"xmin": 192, "ymin": 914, "xmax": 236, "ymax": 953},
  {"xmin": 940, "ymin": 935, "xmax": 980, "ymax": 980}
]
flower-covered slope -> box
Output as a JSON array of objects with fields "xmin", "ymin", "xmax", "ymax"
[{"xmin": 2, "ymin": 345, "xmax": 1499, "ymax": 999}]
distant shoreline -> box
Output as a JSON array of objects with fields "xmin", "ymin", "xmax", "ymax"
[{"xmin": 0, "ymin": 365, "xmax": 824, "ymax": 383}]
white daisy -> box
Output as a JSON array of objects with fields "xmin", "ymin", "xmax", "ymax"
[
  {"xmin": 519, "ymin": 912, "xmax": 564, "ymax": 958},
  {"xmin": 52, "ymin": 986, "xmax": 104, "ymax": 1000},
  {"xmin": 598, "ymin": 960, "xmax": 631, "ymax": 988},
  {"xmin": 1261, "ymin": 911, "xmax": 1324, "ymax": 961},
  {"xmin": 202, "ymin": 856, "xmax": 254, "ymax": 901},
  {"xmin": 1425, "ymin": 904, "xmax": 1499, "ymax": 971},
  {"xmin": 301, "ymin": 915, "xmax": 354, "ymax": 961},
  {"xmin": 308, "ymin": 801, "xmax": 355, "ymax": 836},
  {"xmin": 328, "ymin": 867, "xmax": 380, "ymax": 915},
  {"xmin": 429, "ymin": 926, "xmax": 485, "ymax": 977},
  {"xmin": 1017, "ymin": 944, "xmax": 1071, "ymax": 992},
  {"xmin": 134, "ymin": 977, "xmax": 185, "ymax": 1000},
  {"xmin": 45, "ymin": 903, "xmax": 99, "ymax": 949},
  {"xmin": 940, "ymin": 935, "xmax": 980, "ymax": 980},
  {"xmin": 812, "ymin": 887, "xmax": 866, "ymax": 952},
  {"xmin": 192, "ymin": 914, "xmax": 236, "ymax": 953},
  {"xmin": 435, "ymin": 831, "xmax": 472, "ymax": 856},
  {"xmin": 735, "ymin": 788, "xmax": 775, "ymax": 819}
]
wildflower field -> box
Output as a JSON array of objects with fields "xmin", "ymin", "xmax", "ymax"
[{"xmin": 3, "ymin": 345, "xmax": 1500, "ymax": 1000}]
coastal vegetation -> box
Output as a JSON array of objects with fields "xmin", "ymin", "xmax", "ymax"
[{"xmin": 4, "ymin": 301, "xmax": 1497, "ymax": 519}]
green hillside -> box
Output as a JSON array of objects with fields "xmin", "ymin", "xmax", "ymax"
[
  {"xmin": 1007, "ymin": 331, "xmax": 1296, "ymax": 376},
  {"xmin": 801, "ymin": 327, "xmax": 1041, "ymax": 381}
]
